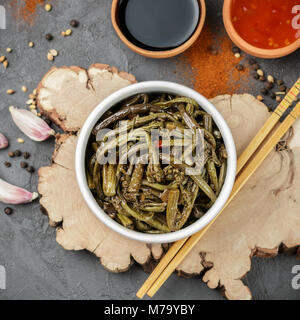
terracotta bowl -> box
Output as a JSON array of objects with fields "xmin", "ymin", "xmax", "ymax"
[
  {"xmin": 223, "ymin": 0, "xmax": 300, "ymax": 59},
  {"xmin": 111, "ymin": 0, "xmax": 206, "ymax": 59}
]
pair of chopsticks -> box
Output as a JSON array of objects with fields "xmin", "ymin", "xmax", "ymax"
[{"xmin": 137, "ymin": 77, "xmax": 300, "ymax": 299}]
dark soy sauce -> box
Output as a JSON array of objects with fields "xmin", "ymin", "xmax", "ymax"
[{"xmin": 118, "ymin": 0, "xmax": 200, "ymax": 51}]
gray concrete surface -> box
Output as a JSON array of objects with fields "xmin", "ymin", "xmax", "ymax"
[{"xmin": 0, "ymin": 0, "xmax": 299, "ymax": 300}]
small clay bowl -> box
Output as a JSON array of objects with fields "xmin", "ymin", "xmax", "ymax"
[
  {"xmin": 223, "ymin": 0, "xmax": 300, "ymax": 59},
  {"xmin": 111, "ymin": 0, "xmax": 206, "ymax": 59}
]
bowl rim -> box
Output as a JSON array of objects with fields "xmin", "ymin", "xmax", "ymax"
[
  {"xmin": 111, "ymin": 0, "xmax": 206, "ymax": 59},
  {"xmin": 223, "ymin": 0, "xmax": 300, "ymax": 59},
  {"xmin": 75, "ymin": 81, "xmax": 237, "ymax": 243}
]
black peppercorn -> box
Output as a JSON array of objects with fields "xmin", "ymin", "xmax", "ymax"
[
  {"xmin": 70, "ymin": 19, "xmax": 79, "ymax": 28},
  {"xmin": 14, "ymin": 150, "xmax": 21, "ymax": 157},
  {"xmin": 270, "ymin": 92, "xmax": 276, "ymax": 99},
  {"xmin": 249, "ymin": 58, "xmax": 256, "ymax": 65},
  {"xmin": 232, "ymin": 46, "xmax": 239, "ymax": 53},
  {"xmin": 20, "ymin": 161, "xmax": 28, "ymax": 169},
  {"xmin": 4, "ymin": 207, "xmax": 13, "ymax": 215},
  {"xmin": 45, "ymin": 33, "xmax": 53, "ymax": 41},
  {"xmin": 236, "ymin": 64, "xmax": 244, "ymax": 71},
  {"xmin": 277, "ymin": 79, "xmax": 284, "ymax": 86},
  {"xmin": 23, "ymin": 152, "xmax": 30, "ymax": 159},
  {"xmin": 279, "ymin": 85, "xmax": 287, "ymax": 92},
  {"xmin": 251, "ymin": 63, "xmax": 259, "ymax": 71},
  {"xmin": 260, "ymin": 88, "xmax": 268, "ymax": 95},
  {"xmin": 26, "ymin": 166, "xmax": 35, "ymax": 173},
  {"xmin": 265, "ymin": 82, "xmax": 273, "ymax": 90},
  {"xmin": 253, "ymin": 73, "xmax": 259, "ymax": 80},
  {"xmin": 4, "ymin": 161, "xmax": 11, "ymax": 167},
  {"xmin": 8, "ymin": 151, "xmax": 14, "ymax": 158}
]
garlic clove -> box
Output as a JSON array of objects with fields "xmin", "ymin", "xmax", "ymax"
[
  {"xmin": 0, "ymin": 132, "xmax": 8, "ymax": 149},
  {"xmin": 0, "ymin": 178, "xmax": 38, "ymax": 204},
  {"xmin": 9, "ymin": 107, "xmax": 55, "ymax": 142}
]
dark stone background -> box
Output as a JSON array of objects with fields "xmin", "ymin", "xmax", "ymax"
[{"xmin": 0, "ymin": 0, "xmax": 299, "ymax": 300}]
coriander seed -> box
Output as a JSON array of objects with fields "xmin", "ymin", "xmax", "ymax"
[
  {"xmin": 49, "ymin": 49, "xmax": 58, "ymax": 56},
  {"xmin": 45, "ymin": 3, "xmax": 52, "ymax": 11},
  {"xmin": 257, "ymin": 95, "xmax": 264, "ymax": 101},
  {"xmin": 47, "ymin": 52, "xmax": 54, "ymax": 61},
  {"xmin": 65, "ymin": 28, "xmax": 72, "ymax": 36},
  {"xmin": 257, "ymin": 69, "xmax": 264, "ymax": 77},
  {"xmin": 6, "ymin": 89, "xmax": 15, "ymax": 95}
]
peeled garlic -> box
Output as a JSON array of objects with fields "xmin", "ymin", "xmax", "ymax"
[
  {"xmin": 0, "ymin": 132, "xmax": 8, "ymax": 149},
  {"xmin": 0, "ymin": 177, "xmax": 38, "ymax": 204},
  {"xmin": 9, "ymin": 106, "xmax": 55, "ymax": 142}
]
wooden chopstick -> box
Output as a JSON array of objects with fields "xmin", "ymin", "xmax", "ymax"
[
  {"xmin": 145, "ymin": 101, "xmax": 300, "ymax": 297},
  {"xmin": 136, "ymin": 238, "xmax": 187, "ymax": 298},
  {"xmin": 236, "ymin": 77, "xmax": 300, "ymax": 174},
  {"xmin": 137, "ymin": 79, "xmax": 300, "ymax": 299}
]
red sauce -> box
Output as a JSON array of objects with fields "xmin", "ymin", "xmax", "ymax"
[{"xmin": 231, "ymin": 0, "xmax": 300, "ymax": 49}]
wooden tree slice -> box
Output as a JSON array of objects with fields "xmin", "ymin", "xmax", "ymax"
[
  {"xmin": 37, "ymin": 66, "xmax": 300, "ymax": 300},
  {"xmin": 37, "ymin": 64, "xmax": 136, "ymax": 132}
]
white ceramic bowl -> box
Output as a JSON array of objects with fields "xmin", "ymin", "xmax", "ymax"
[{"xmin": 76, "ymin": 81, "xmax": 236, "ymax": 243}]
